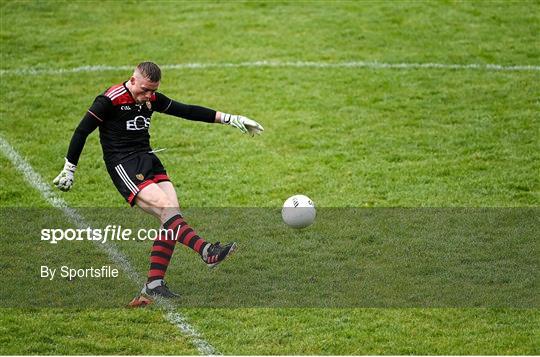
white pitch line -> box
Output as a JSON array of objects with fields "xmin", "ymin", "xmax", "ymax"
[
  {"xmin": 0, "ymin": 134, "xmax": 219, "ymax": 356},
  {"xmin": 0, "ymin": 60, "xmax": 539, "ymax": 76}
]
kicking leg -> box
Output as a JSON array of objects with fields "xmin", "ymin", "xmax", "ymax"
[{"xmin": 136, "ymin": 182, "xmax": 211, "ymax": 257}]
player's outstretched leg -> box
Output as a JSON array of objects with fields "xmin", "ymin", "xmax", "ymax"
[{"xmin": 163, "ymin": 213, "xmax": 237, "ymax": 268}]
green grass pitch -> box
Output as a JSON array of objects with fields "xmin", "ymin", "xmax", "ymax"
[{"xmin": 1, "ymin": 1, "xmax": 539, "ymax": 355}]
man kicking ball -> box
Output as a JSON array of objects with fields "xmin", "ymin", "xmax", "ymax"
[{"xmin": 53, "ymin": 61, "xmax": 263, "ymax": 306}]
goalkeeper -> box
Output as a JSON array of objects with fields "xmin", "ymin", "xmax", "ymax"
[{"xmin": 53, "ymin": 61, "xmax": 263, "ymax": 306}]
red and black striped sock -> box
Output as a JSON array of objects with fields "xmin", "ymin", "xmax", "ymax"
[
  {"xmin": 147, "ymin": 231, "xmax": 176, "ymax": 282},
  {"xmin": 164, "ymin": 214, "xmax": 210, "ymax": 255}
]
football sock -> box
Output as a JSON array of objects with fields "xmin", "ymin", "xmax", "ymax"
[
  {"xmin": 147, "ymin": 231, "xmax": 176, "ymax": 282},
  {"xmin": 162, "ymin": 214, "xmax": 210, "ymax": 255}
]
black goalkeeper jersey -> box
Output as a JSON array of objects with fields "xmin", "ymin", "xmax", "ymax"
[
  {"xmin": 88, "ymin": 82, "xmax": 171, "ymax": 164},
  {"xmin": 65, "ymin": 81, "xmax": 216, "ymax": 166}
]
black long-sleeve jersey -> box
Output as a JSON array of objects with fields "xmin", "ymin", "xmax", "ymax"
[{"xmin": 66, "ymin": 81, "xmax": 216, "ymax": 165}]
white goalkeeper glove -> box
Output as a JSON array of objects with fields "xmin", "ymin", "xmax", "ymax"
[
  {"xmin": 53, "ymin": 158, "xmax": 76, "ymax": 191},
  {"xmin": 221, "ymin": 113, "xmax": 264, "ymax": 136}
]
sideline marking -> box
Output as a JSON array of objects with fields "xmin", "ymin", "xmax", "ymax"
[
  {"xmin": 0, "ymin": 60, "xmax": 538, "ymax": 76},
  {"xmin": 0, "ymin": 134, "xmax": 219, "ymax": 356}
]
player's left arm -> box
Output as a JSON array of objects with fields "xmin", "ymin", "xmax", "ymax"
[{"xmin": 154, "ymin": 93, "xmax": 264, "ymax": 136}]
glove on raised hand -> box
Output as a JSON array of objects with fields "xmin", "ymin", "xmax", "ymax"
[
  {"xmin": 53, "ymin": 158, "xmax": 76, "ymax": 191},
  {"xmin": 221, "ymin": 113, "xmax": 264, "ymax": 136}
]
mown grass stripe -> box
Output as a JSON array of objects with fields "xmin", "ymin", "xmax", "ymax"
[
  {"xmin": 0, "ymin": 60, "xmax": 538, "ymax": 76},
  {"xmin": 0, "ymin": 134, "xmax": 219, "ymax": 356}
]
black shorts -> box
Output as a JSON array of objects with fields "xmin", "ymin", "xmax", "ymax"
[{"xmin": 106, "ymin": 153, "xmax": 170, "ymax": 206}]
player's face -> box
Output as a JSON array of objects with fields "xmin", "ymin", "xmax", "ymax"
[{"xmin": 130, "ymin": 73, "xmax": 160, "ymax": 103}]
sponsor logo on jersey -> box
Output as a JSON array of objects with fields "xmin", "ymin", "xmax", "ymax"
[
  {"xmin": 121, "ymin": 105, "xmax": 132, "ymax": 111},
  {"xmin": 126, "ymin": 116, "xmax": 151, "ymax": 130}
]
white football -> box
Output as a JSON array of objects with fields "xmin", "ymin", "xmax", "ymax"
[{"xmin": 282, "ymin": 195, "xmax": 316, "ymax": 229}]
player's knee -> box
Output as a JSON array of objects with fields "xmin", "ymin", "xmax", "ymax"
[
  {"xmin": 140, "ymin": 193, "xmax": 169, "ymax": 210},
  {"xmin": 152, "ymin": 198, "xmax": 178, "ymax": 217},
  {"xmin": 153, "ymin": 196, "xmax": 173, "ymax": 209},
  {"xmin": 137, "ymin": 187, "xmax": 179, "ymax": 220}
]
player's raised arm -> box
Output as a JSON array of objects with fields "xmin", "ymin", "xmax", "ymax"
[
  {"xmin": 155, "ymin": 93, "xmax": 264, "ymax": 136},
  {"xmin": 53, "ymin": 97, "xmax": 110, "ymax": 191}
]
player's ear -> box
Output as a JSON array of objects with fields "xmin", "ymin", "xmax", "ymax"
[{"xmin": 130, "ymin": 76, "xmax": 136, "ymax": 85}]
